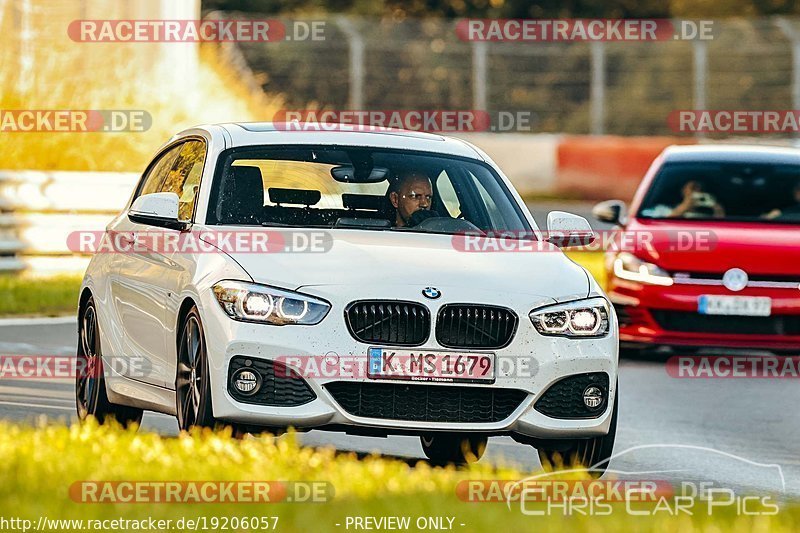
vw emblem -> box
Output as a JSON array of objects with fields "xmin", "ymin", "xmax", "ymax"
[
  {"xmin": 422, "ymin": 287, "xmax": 441, "ymax": 299},
  {"xmin": 722, "ymin": 268, "xmax": 748, "ymax": 292}
]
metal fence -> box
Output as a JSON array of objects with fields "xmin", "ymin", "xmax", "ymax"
[
  {"xmin": 0, "ymin": 171, "xmax": 136, "ymax": 273},
  {"xmin": 233, "ymin": 16, "xmax": 800, "ymax": 137}
]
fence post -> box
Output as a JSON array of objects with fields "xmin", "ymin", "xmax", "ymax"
[
  {"xmin": 590, "ymin": 41, "xmax": 606, "ymax": 135},
  {"xmin": 472, "ymin": 41, "xmax": 488, "ymax": 111},
  {"xmin": 336, "ymin": 17, "xmax": 365, "ymax": 110},
  {"xmin": 776, "ymin": 18, "xmax": 800, "ymax": 137},
  {"xmin": 17, "ymin": 0, "xmax": 33, "ymax": 93},
  {"xmin": 692, "ymin": 39, "xmax": 708, "ymax": 139},
  {"xmin": 159, "ymin": 0, "xmax": 200, "ymax": 89}
]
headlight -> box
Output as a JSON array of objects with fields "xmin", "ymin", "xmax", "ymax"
[
  {"xmin": 613, "ymin": 252, "xmax": 673, "ymax": 286},
  {"xmin": 530, "ymin": 298, "xmax": 610, "ymax": 337},
  {"xmin": 213, "ymin": 280, "xmax": 330, "ymax": 325}
]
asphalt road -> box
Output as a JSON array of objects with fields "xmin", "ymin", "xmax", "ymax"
[{"xmin": 1, "ymin": 319, "xmax": 798, "ymax": 502}]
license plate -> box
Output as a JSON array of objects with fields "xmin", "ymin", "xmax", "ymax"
[
  {"xmin": 698, "ymin": 295, "xmax": 772, "ymax": 316},
  {"xmin": 367, "ymin": 348, "xmax": 495, "ymax": 384}
]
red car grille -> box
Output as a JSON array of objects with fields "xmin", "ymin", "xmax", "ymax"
[{"xmin": 651, "ymin": 310, "xmax": 800, "ymax": 336}]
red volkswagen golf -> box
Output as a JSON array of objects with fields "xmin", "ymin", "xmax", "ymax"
[{"xmin": 594, "ymin": 145, "xmax": 800, "ymax": 355}]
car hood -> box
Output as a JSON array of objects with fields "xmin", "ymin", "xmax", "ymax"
[
  {"xmin": 627, "ymin": 218, "xmax": 800, "ymax": 275},
  {"xmin": 201, "ymin": 227, "xmax": 591, "ymax": 302}
]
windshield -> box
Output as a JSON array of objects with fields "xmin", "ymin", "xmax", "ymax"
[
  {"xmin": 205, "ymin": 146, "xmax": 533, "ymax": 235},
  {"xmin": 637, "ymin": 161, "xmax": 800, "ymax": 223}
]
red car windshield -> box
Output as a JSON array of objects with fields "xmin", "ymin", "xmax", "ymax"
[{"xmin": 638, "ymin": 162, "xmax": 800, "ymax": 223}]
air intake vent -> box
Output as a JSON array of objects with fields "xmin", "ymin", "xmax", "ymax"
[
  {"xmin": 345, "ymin": 300, "xmax": 430, "ymax": 346},
  {"xmin": 326, "ymin": 382, "xmax": 527, "ymax": 423},
  {"xmin": 436, "ymin": 304, "xmax": 518, "ymax": 349}
]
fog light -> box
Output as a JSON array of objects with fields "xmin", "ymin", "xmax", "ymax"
[
  {"xmin": 582, "ymin": 385, "xmax": 604, "ymax": 409},
  {"xmin": 232, "ymin": 368, "xmax": 261, "ymax": 396}
]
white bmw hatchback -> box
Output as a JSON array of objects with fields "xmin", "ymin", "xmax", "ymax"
[{"xmin": 76, "ymin": 123, "xmax": 619, "ymax": 467}]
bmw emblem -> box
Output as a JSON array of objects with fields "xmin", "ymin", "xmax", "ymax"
[
  {"xmin": 422, "ymin": 287, "xmax": 441, "ymax": 299},
  {"xmin": 722, "ymin": 268, "xmax": 748, "ymax": 292}
]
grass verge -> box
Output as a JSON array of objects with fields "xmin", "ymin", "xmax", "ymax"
[
  {"xmin": 0, "ymin": 420, "xmax": 795, "ymax": 532},
  {"xmin": 0, "ymin": 274, "xmax": 82, "ymax": 317}
]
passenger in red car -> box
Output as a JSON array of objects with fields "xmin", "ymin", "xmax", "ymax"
[{"xmin": 669, "ymin": 180, "xmax": 726, "ymax": 218}]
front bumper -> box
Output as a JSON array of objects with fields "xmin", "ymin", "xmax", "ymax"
[
  {"xmin": 199, "ymin": 285, "xmax": 619, "ymax": 440},
  {"xmin": 609, "ymin": 274, "xmax": 800, "ymax": 351}
]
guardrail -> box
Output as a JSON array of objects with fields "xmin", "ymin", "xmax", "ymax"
[{"xmin": 0, "ymin": 170, "xmax": 138, "ymax": 273}]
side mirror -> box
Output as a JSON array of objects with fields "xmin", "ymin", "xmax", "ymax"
[
  {"xmin": 546, "ymin": 210, "xmax": 596, "ymax": 247},
  {"xmin": 592, "ymin": 200, "xmax": 627, "ymax": 225},
  {"xmin": 129, "ymin": 192, "xmax": 185, "ymax": 230}
]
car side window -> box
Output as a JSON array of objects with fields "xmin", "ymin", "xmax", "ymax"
[
  {"xmin": 467, "ymin": 170, "xmax": 513, "ymax": 230},
  {"xmin": 434, "ymin": 170, "xmax": 461, "ymax": 217},
  {"xmin": 136, "ymin": 144, "xmax": 183, "ymax": 199},
  {"xmin": 159, "ymin": 140, "xmax": 207, "ymax": 222}
]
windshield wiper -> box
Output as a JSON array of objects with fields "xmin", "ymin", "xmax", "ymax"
[{"xmin": 259, "ymin": 222, "xmax": 331, "ymax": 228}]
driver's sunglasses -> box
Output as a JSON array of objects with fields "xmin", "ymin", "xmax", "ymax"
[{"xmin": 402, "ymin": 191, "xmax": 434, "ymax": 202}]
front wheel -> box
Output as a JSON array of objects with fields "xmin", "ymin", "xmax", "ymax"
[
  {"xmin": 75, "ymin": 296, "xmax": 143, "ymax": 427},
  {"xmin": 175, "ymin": 307, "xmax": 217, "ymax": 431},
  {"xmin": 420, "ymin": 433, "xmax": 488, "ymax": 466},
  {"xmin": 537, "ymin": 389, "xmax": 618, "ymax": 477}
]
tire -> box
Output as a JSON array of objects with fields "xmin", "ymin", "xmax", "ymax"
[
  {"xmin": 420, "ymin": 433, "xmax": 488, "ymax": 466},
  {"xmin": 175, "ymin": 306, "xmax": 218, "ymax": 431},
  {"xmin": 537, "ymin": 387, "xmax": 618, "ymax": 477},
  {"xmin": 75, "ymin": 296, "xmax": 144, "ymax": 428}
]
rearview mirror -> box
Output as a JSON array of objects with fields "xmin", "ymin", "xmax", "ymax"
[
  {"xmin": 331, "ymin": 165, "xmax": 389, "ymax": 183},
  {"xmin": 545, "ymin": 211, "xmax": 596, "ymax": 247},
  {"xmin": 592, "ymin": 200, "xmax": 627, "ymax": 225},
  {"xmin": 129, "ymin": 192, "xmax": 186, "ymax": 230}
]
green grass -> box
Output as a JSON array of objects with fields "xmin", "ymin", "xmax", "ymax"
[
  {"xmin": 0, "ymin": 274, "xmax": 82, "ymax": 317},
  {"xmin": 0, "ymin": 420, "xmax": 795, "ymax": 532}
]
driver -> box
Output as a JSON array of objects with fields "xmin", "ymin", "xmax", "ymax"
[
  {"xmin": 388, "ymin": 170, "xmax": 438, "ymax": 227},
  {"xmin": 764, "ymin": 181, "xmax": 800, "ymax": 220}
]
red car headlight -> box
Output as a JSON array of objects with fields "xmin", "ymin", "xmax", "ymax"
[{"xmin": 613, "ymin": 252, "xmax": 673, "ymax": 286}]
